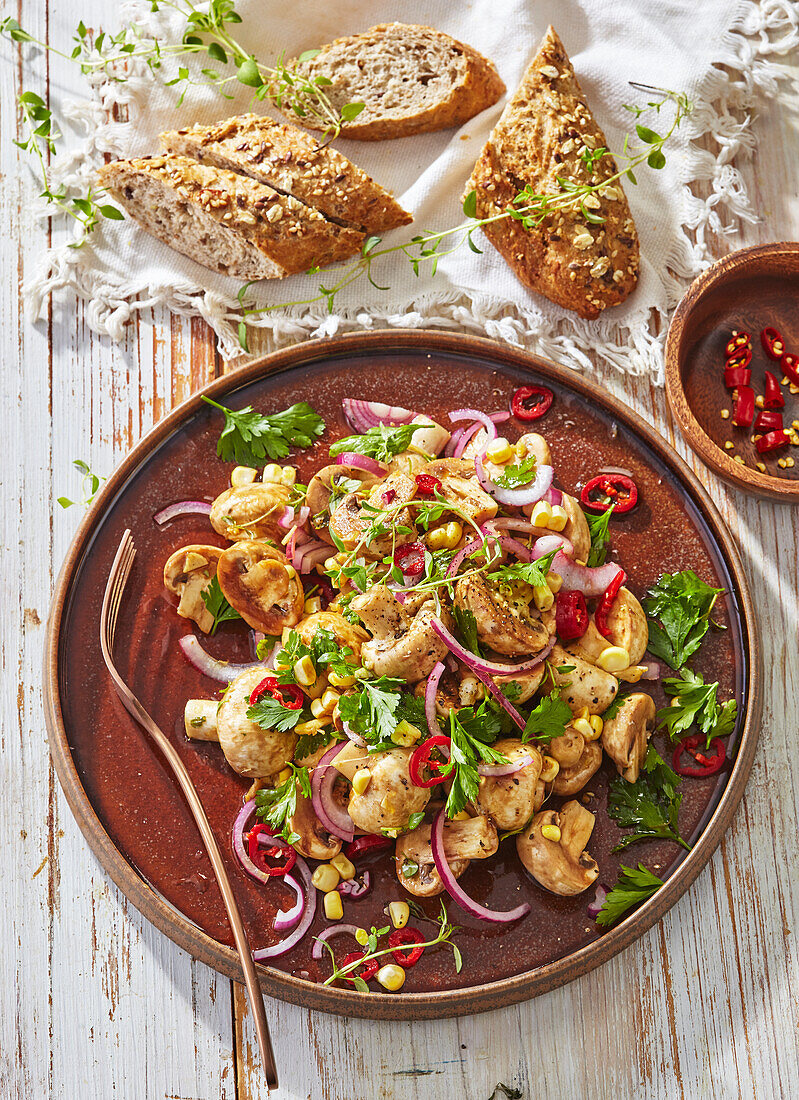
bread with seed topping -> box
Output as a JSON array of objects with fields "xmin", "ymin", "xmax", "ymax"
[
  {"xmin": 465, "ymin": 26, "xmax": 639, "ymax": 319},
  {"xmin": 98, "ymin": 154, "xmax": 365, "ymax": 280},
  {"xmin": 285, "ymin": 23, "xmax": 505, "ymax": 141},
  {"xmin": 161, "ymin": 114, "xmax": 412, "ymax": 235}
]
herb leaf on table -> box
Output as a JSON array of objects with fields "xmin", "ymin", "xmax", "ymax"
[
  {"xmin": 642, "ymin": 569, "xmax": 724, "ymax": 669},
  {"xmin": 201, "ymin": 396, "xmax": 325, "ymax": 465}
]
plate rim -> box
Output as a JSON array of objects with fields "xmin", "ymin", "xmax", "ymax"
[
  {"xmin": 665, "ymin": 240, "xmax": 799, "ymax": 503},
  {"xmin": 44, "ymin": 329, "xmax": 762, "ymax": 1020}
]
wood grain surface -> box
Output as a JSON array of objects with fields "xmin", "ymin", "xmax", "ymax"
[{"xmin": 1, "ymin": 3, "xmax": 798, "ymax": 1098}]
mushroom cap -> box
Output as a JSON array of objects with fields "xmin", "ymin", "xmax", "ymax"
[
  {"xmin": 346, "ymin": 747, "xmax": 430, "ymax": 833},
  {"xmin": 601, "ymin": 692, "xmax": 657, "ymax": 783},
  {"xmin": 550, "ymin": 644, "xmax": 618, "ymax": 715},
  {"xmin": 209, "ymin": 482, "xmax": 290, "ymax": 542},
  {"xmin": 493, "ymin": 661, "xmax": 546, "ymax": 703},
  {"xmin": 358, "ymin": 596, "xmax": 452, "ymax": 682},
  {"xmin": 288, "ymin": 784, "xmax": 342, "ymax": 860},
  {"xmin": 552, "ymin": 740, "xmax": 603, "ymax": 796},
  {"xmin": 163, "ymin": 544, "xmax": 223, "ymax": 633},
  {"xmin": 516, "ymin": 800, "xmax": 599, "ymax": 896},
  {"xmin": 217, "ymin": 667, "xmax": 297, "ymax": 778},
  {"xmin": 454, "ymin": 572, "xmax": 550, "ymax": 658},
  {"xmin": 305, "ymin": 463, "xmax": 381, "ymax": 543},
  {"xmin": 216, "ymin": 540, "xmax": 304, "ymax": 634},
  {"xmin": 329, "ymin": 471, "xmax": 418, "ymax": 555},
  {"xmin": 395, "ymin": 816, "xmax": 498, "ymax": 897},
  {"xmin": 603, "ymin": 588, "xmax": 649, "ymax": 666},
  {"xmin": 516, "ymin": 432, "xmax": 552, "ymax": 467},
  {"xmin": 476, "ymin": 738, "xmax": 543, "ymax": 831},
  {"xmin": 548, "ymin": 725, "xmax": 586, "ymax": 769},
  {"xmin": 561, "ymin": 493, "xmax": 591, "ymax": 563}
]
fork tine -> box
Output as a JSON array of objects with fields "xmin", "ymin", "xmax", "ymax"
[{"xmin": 109, "ymin": 539, "xmax": 136, "ymax": 649}]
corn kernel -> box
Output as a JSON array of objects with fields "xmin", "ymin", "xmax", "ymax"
[
  {"xmin": 452, "ymin": 810, "xmax": 471, "ymax": 821},
  {"xmin": 597, "ymin": 645, "xmax": 630, "ymax": 673},
  {"xmin": 262, "ymin": 463, "xmax": 283, "ymax": 484},
  {"xmin": 756, "ymin": 462, "xmax": 767, "ymax": 473},
  {"xmin": 576, "ymin": 706, "xmax": 590, "ymax": 721},
  {"xmin": 427, "ymin": 520, "xmax": 463, "ymax": 551},
  {"xmin": 530, "ymin": 500, "xmax": 552, "ymax": 528},
  {"xmin": 389, "ymin": 901, "xmax": 410, "ymax": 930},
  {"xmin": 328, "ymin": 669, "xmax": 356, "ymax": 689},
  {"xmin": 486, "ymin": 437, "xmax": 513, "ymax": 463},
  {"xmin": 277, "ymin": 767, "xmax": 293, "ymax": 783},
  {"xmin": 617, "ymin": 666, "xmax": 645, "ymax": 684},
  {"xmin": 312, "ymin": 865, "xmax": 340, "ymax": 893},
  {"xmin": 589, "ymin": 714, "xmax": 604, "ymax": 737},
  {"xmin": 330, "ymin": 853, "xmax": 356, "ymax": 881},
  {"xmin": 321, "ymin": 688, "xmax": 341, "ymax": 712},
  {"xmin": 376, "ymin": 964, "xmax": 406, "ymax": 991},
  {"xmin": 294, "ymin": 655, "xmax": 316, "ymax": 687},
  {"xmin": 547, "ymin": 504, "xmax": 568, "ymax": 532},
  {"xmin": 304, "ymin": 596, "xmax": 322, "ymax": 615},
  {"xmin": 391, "ymin": 719, "xmax": 422, "ymax": 747},
  {"xmin": 787, "ymin": 457, "xmax": 795, "ymax": 468},
  {"xmin": 546, "ymin": 571, "xmax": 563, "ymax": 594},
  {"xmin": 231, "ymin": 465, "xmax": 257, "ymax": 488},
  {"xmin": 723, "ymin": 441, "xmax": 734, "ymax": 450},
  {"xmin": 280, "ymin": 466, "xmax": 297, "ymax": 487},
  {"xmin": 324, "ymin": 556, "xmax": 338, "ymax": 572},
  {"xmin": 792, "ymin": 420, "xmax": 799, "ymax": 431},
  {"xmin": 720, "ymin": 409, "xmax": 730, "ymax": 420},
  {"xmin": 541, "ymin": 823, "xmax": 562, "ymax": 843},
  {"xmin": 310, "ymin": 698, "xmax": 328, "ymax": 719},
  {"xmin": 734, "ymin": 455, "xmax": 745, "ymax": 466},
  {"xmin": 778, "ymin": 458, "xmax": 787, "ymax": 469},
  {"xmin": 295, "ymin": 718, "xmax": 326, "ymax": 737},
  {"xmin": 572, "ymin": 717, "xmax": 594, "ymax": 740},
  {"xmin": 755, "ymin": 395, "xmax": 765, "ymax": 409},
  {"xmin": 540, "ymin": 755, "xmax": 560, "ymax": 783},
  {"xmin": 352, "ymin": 768, "xmax": 372, "ymax": 795},
  {"xmin": 355, "ymin": 927, "xmax": 369, "ymax": 946},
  {"xmin": 533, "ymin": 584, "xmax": 554, "ymax": 612},
  {"xmin": 323, "ymin": 890, "xmax": 344, "ymax": 921}
]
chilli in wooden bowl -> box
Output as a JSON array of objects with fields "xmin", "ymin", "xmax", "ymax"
[{"xmin": 44, "ymin": 332, "xmax": 760, "ymax": 1019}]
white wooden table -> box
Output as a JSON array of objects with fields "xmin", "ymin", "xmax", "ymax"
[{"xmin": 2, "ymin": 5, "xmax": 798, "ymax": 1098}]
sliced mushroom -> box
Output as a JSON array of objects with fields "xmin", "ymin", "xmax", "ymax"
[
  {"xmin": 353, "ymin": 587, "xmax": 452, "ymax": 681},
  {"xmin": 476, "ymin": 739, "xmax": 543, "ymax": 831},
  {"xmin": 329, "ymin": 471, "xmax": 417, "ymax": 554},
  {"xmin": 548, "ymin": 725, "xmax": 585, "ymax": 769},
  {"xmin": 517, "ymin": 800, "xmax": 599, "ymax": 896},
  {"xmin": 493, "ymin": 662, "xmax": 546, "ymax": 703},
  {"xmin": 305, "ymin": 463, "xmax": 381, "ymax": 541},
  {"xmin": 294, "ymin": 610, "xmax": 369, "ymax": 663},
  {"xmin": 426, "ymin": 457, "xmax": 477, "ymax": 479},
  {"xmin": 395, "ymin": 816, "xmax": 499, "ymax": 897},
  {"xmin": 552, "ymin": 740, "xmax": 603, "ymax": 796},
  {"xmin": 345, "ymin": 747, "xmax": 430, "ymax": 833},
  {"xmin": 561, "ymin": 493, "xmax": 591, "ymax": 563},
  {"xmin": 288, "ymin": 782, "xmax": 342, "ymax": 860},
  {"xmin": 388, "ymin": 450, "xmax": 429, "ymax": 476},
  {"xmin": 516, "ymin": 432, "xmax": 552, "ymax": 467},
  {"xmin": 184, "ymin": 699, "xmax": 219, "ymax": 741},
  {"xmin": 163, "ymin": 544, "xmax": 223, "ymax": 633},
  {"xmin": 216, "ymin": 667, "xmax": 297, "ymax": 778},
  {"xmin": 406, "ymin": 415, "xmax": 451, "ymax": 457},
  {"xmin": 437, "ymin": 473, "xmax": 497, "ymax": 526},
  {"xmin": 601, "ymin": 693, "xmax": 657, "ymax": 782},
  {"xmin": 603, "ymin": 588, "xmax": 649, "ymax": 665},
  {"xmin": 209, "ymin": 482, "xmax": 290, "ymax": 542},
  {"xmin": 217, "ymin": 540, "xmax": 304, "ymax": 634},
  {"xmin": 455, "ymin": 573, "xmax": 550, "ymax": 658},
  {"xmin": 549, "ymin": 644, "xmax": 619, "ymax": 714}
]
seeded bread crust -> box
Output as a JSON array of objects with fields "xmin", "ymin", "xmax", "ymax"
[
  {"xmin": 161, "ymin": 114, "xmax": 412, "ymax": 234},
  {"xmin": 287, "ymin": 22, "xmax": 506, "ymax": 141},
  {"xmin": 98, "ymin": 154, "xmax": 364, "ymax": 280},
  {"xmin": 465, "ymin": 26, "xmax": 639, "ymax": 319}
]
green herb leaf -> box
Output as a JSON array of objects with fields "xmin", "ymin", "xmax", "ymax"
[
  {"xmin": 237, "ymin": 57, "xmax": 263, "ymax": 87},
  {"xmin": 294, "ymin": 727, "xmax": 336, "ymax": 761},
  {"xmin": 608, "ymin": 744, "xmax": 690, "ymax": 851},
  {"xmin": 445, "ymin": 703, "xmax": 506, "ymax": 818},
  {"xmin": 328, "ymin": 423, "xmax": 421, "ymax": 463},
  {"xmin": 255, "ymin": 765, "xmax": 312, "ymax": 842},
  {"xmin": 522, "ymin": 691, "xmax": 572, "ymax": 743},
  {"xmin": 401, "ymin": 857, "xmax": 419, "ymax": 879},
  {"xmin": 493, "ymin": 456, "xmax": 537, "ymax": 488},
  {"xmin": 583, "ymin": 504, "xmax": 615, "ymax": 567},
  {"xmin": 340, "ymin": 101, "xmax": 366, "ymax": 121},
  {"xmin": 595, "ymin": 863, "xmax": 664, "ymax": 928},
  {"xmin": 657, "ymin": 667, "xmax": 738, "ymax": 747},
  {"xmin": 642, "ymin": 570, "xmax": 724, "ymax": 669},
  {"xmin": 200, "ymin": 575, "xmax": 243, "ymax": 635},
  {"xmin": 485, "ymin": 549, "xmax": 557, "ymax": 590},
  {"xmin": 247, "ymin": 693, "xmax": 306, "ymax": 734},
  {"xmin": 462, "ymin": 190, "xmax": 478, "ymax": 218},
  {"xmin": 451, "ymin": 605, "xmax": 482, "ymax": 657},
  {"xmin": 202, "ymin": 396, "xmax": 325, "ymax": 465}
]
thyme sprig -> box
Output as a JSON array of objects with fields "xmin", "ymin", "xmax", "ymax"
[{"xmin": 236, "ymin": 85, "xmax": 693, "ymax": 347}]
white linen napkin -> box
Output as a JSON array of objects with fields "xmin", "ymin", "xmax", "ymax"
[{"xmin": 27, "ymin": 0, "xmax": 799, "ymax": 377}]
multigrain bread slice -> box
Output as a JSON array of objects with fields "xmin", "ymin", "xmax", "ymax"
[
  {"xmin": 286, "ymin": 23, "xmax": 505, "ymax": 140},
  {"xmin": 465, "ymin": 26, "xmax": 639, "ymax": 319},
  {"xmin": 160, "ymin": 114, "xmax": 411, "ymax": 234},
  {"xmin": 98, "ymin": 154, "xmax": 364, "ymax": 280}
]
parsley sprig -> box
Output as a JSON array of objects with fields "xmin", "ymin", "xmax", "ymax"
[
  {"xmin": 337, "ymin": 676, "xmax": 427, "ymax": 751},
  {"xmin": 246, "ymin": 692, "xmax": 307, "ymax": 735},
  {"xmin": 328, "ymin": 423, "xmax": 422, "ymax": 463},
  {"xmin": 595, "ymin": 863, "xmax": 664, "ymax": 928},
  {"xmin": 643, "ymin": 570, "xmax": 724, "ymax": 669},
  {"xmin": 493, "ymin": 457, "xmax": 537, "ymax": 489},
  {"xmin": 583, "ymin": 503, "xmax": 615, "ymax": 568},
  {"xmin": 444, "ymin": 703, "xmax": 506, "ymax": 818},
  {"xmin": 608, "ymin": 745, "xmax": 691, "ymax": 851},
  {"xmin": 274, "ymin": 628, "xmax": 359, "ymax": 685},
  {"xmin": 657, "ymin": 668, "xmax": 737, "ymax": 748},
  {"xmin": 254, "ymin": 764, "xmax": 311, "ymax": 844},
  {"xmin": 522, "ymin": 691, "xmax": 572, "ymax": 744},
  {"xmin": 201, "ymin": 396, "xmax": 325, "ymax": 465},
  {"xmin": 200, "ymin": 575, "xmax": 243, "ymax": 634}
]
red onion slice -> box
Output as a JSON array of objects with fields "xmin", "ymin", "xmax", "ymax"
[
  {"xmin": 424, "ymin": 661, "xmax": 446, "ymax": 739},
  {"xmin": 179, "ymin": 635, "xmax": 265, "ymax": 682},
  {"xmin": 469, "ymin": 665, "xmax": 526, "ymax": 731},
  {"xmin": 430, "ymin": 617, "xmax": 554, "ymax": 677},
  {"xmin": 532, "ymin": 534, "xmax": 573, "ymax": 560},
  {"xmin": 431, "ymin": 808, "xmax": 530, "ymax": 923},
  {"xmin": 254, "ymin": 854, "xmax": 316, "ymax": 960},
  {"xmin": 546, "ymin": 487, "xmax": 564, "ymax": 506},
  {"xmin": 273, "ymin": 873, "xmax": 304, "ymax": 932},
  {"xmin": 342, "ymin": 398, "xmax": 415, "ymax": 434},
  {"xmin": 476, "ymin": 451, "xmax": 553, "ymax": 507},
  {"xmin": 444, "ymin": 426, "xmax": 466, "ymax": 457},
  {"xmin": 587, "ymin": 883, "xmax": 610, "ymax": 919},
  {"xmin": 294, "ymin": 539, "xmax": 331, "ymax": 573},
  {"xmin": 153, "ymin": 500, "xmax": 212, "ymax": 525},
  {"xmin": 551, "ymin": 552, "xmax": 623, "ymax": 597},
  {"xmin": 311, "ymin": 744, "xmax": 355, "ymax": 842},
  {"xmin": 490, "ymin": 412, "xmax": 511, "ymax": 424},
  {"xmin": 337, "ymin": 871, "xmax": 372, "ymax": 898},
  {"xmin": 335, "ymin": 452, "xmax": 385, "ymax": 476},
  {"xmin": 311, "ymin": 924, "xmax": 362, "ymax": 960},
  {"xmin": 449, "ymin": 408, "xmax": 499, "ymax": 440},
  {"xmin": 478, "ymin": 754, "xmax": 533, "ymax": 777},
  {"xmin": 232, "ymin": 800, "xmax": 275, "ymax": 885},
  {"xmin": 639, "ymin": 663, "xmax": 661, "ymax": 681},
  {"xmin": 342, "ymin": 720, "xmax": 367, "ymax": 748},
  {"xmin": 488, "ymin": 518, "xmax": 552, "ymax": 538}
]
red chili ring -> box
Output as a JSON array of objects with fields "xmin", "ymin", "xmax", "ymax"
[
  {"xmin": 555, "ymin": 590, "xmax": 589, "ymax": 642},
  {"xmin": 724, "ymin": 332, "xmax": 751, "ymax": 359},
  {"xmin": 415, "ymin": 473, "xmax": 443, "ymax": 496},
  {"xmin": 249, "ymin": 676, "xmax": 304, "ymax": 709},
  {"xmin": 672, "ymin": 734, "xmax": 726, "ymax": 777},
  {"xmin": 343, "ymin": 835, "xmax": 394, "ymax": 860},
  {"xmin": 409, "ymin": 735, "xmax": 451, "ymax": 788},
  {"xmin": 761, "ymin": 327, "xmax": 786, "ymax": 361},
  {"xmin": 580, "ymin": 473, "xmax": 638, "ymax": 514},
  {"xmin": 756, "ymin": 430, "xmax": 790, "ymax": 455},
  {"xmin": 340, "ymin": 951, "xmax": 380, "ymax": 983},
  {"xmin": 511, "ymin": 385, "xmax": 554, "ymax": 421},
  {"xmin": 388, "ymin": 927, "xmax": 426, "ymax": 967}
]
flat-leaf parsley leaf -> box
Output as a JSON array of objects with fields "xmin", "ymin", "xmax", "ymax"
[{"xmin": 202, "ymin": 396, "xmax": 325, "ymax": 465}]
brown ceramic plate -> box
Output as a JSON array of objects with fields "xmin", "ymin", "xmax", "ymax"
[
  {"xmin": 665, "ymin": 241, "xmax": 799, "ymax": 502},
  {"xmin": 44, "ymin": 331, "xmax": 760, "ymax": 1020}
]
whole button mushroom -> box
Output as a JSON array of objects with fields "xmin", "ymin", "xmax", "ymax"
[
  {"xmin": 216, "ymin": 667, "xmax": 297, "ymax": 778},
  {"xmin": 552, "ymin": 740, "xmax": 603, "ymax": 796},
  {"xmin": 305, "ymin": 463, "xmax": 382, "ymax": 543},
  {"xmin": 394, "ymin": 816, "xmax": 499, "ymax": 898},
  {"xmin": 216, "ymin": 540, "xmax": 304, "ymax": 634},
  {"xmin": 163, "ymin": 544, "xmax": 223, "ymax": 633},
  {"xmin": 601, "ymin": 692, "xmax": 657, "ymax": 783},
  {"xmin": 517, "ymin": 801, "xmax": 599, "ymax": 896},
  {"xmin": 209, "ymin": 482, "xmax": 291, "ymax": 542}
]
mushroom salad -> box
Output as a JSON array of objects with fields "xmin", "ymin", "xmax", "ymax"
[{"xmin": 159, "ymin": 388, "xmax": 737, "ymax": 993}]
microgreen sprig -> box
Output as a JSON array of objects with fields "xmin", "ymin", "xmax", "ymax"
[{"xmin": 57, "ymin": 459, "xmax": 106, "ymax": 509}]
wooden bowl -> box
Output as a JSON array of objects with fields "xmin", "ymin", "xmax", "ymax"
[
  {"xmin": 665, "ymin": 242, "xmax": 799, "ymax": 503},
  {"xmin": 43, "ymin": 331, "xmax": 762, "ymax": 1019}
]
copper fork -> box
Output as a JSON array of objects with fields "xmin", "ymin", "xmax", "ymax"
[{"xmin": 100, "ymin": 529, "xmax": 278, "ymax": 1090}]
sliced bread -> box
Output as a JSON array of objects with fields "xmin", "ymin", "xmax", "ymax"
[
  {"xmin": 160, "ymin": 114, "xmax": 411, "ymax": 234},
  {"xmin": 465, "ymin": 26, "xmax": 640, "ymax": 319},
  {"xmin": 285, "ymin": 22, "xmax": 505, "ymax": 140},
  {"xmin": 98, "ymin": 154, "xmax": 364, "ymax": 280}
]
